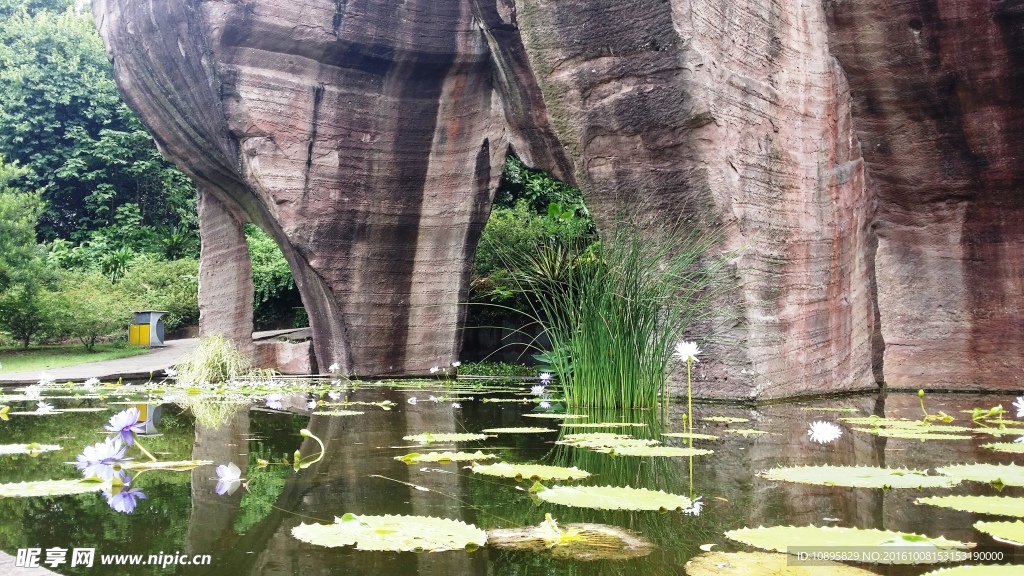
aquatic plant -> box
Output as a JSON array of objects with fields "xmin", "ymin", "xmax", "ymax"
[
  {"xmin": 486, "ymin": 513, "xmax": 655, "ymax": 561},
  {"xmin": 758, "ymin": 465, "xmax": 959, "ymax": 489},
  {"xmin": 916, "ymin": 495, "xmax": 1024, "ymax": 517},
  {"xmin": 215, "ymin": 462, "xmax": 242, "ymax": 495},
  {"xmin": 172, "ymin": 334, "xmax": 276, "ymax": 386},
  {"xmin": 504, "ymin": 217, "xmax": 732, "ymax": 410},
  {"xmin": 291, "ymin": 513, "xmax": 487, "ymax": 552}
]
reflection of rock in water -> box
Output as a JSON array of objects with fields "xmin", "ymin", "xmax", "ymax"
[{"xmin": 187, "ymin": 405, "xmax": 250, "ymax": 554}]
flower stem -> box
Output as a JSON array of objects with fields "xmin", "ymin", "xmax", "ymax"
[
  {"xmin": 686, "ymin": 359, "xmax": 693, "ymax": 437},
  {"xmin": 133, "ymin": 437, "xmax": 158, "ymax": 462}
]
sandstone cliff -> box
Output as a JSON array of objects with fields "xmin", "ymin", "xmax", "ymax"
[{"xmin": 91, "ymin": 0, "xmax": 1024, "ymax": 397}]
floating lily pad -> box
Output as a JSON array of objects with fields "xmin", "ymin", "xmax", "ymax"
[
  {"xmin": 556, "ymin": 433, "xmax": 661, "ymax": 450},
  {"xmin": 531, "ymin": 483, "xmax": 692, "ymax": 511},
  {"xmin": 800, "ymin": 407, "xmax": 859, "ymax": 413},
  {"xmin": 0, "ymin": 443, "xmax": 61, "ymax": 455},
  {"xmin": 971, "ymin": 428, "xmax": 1024, "ymax": 437},
  {"xmin": 936, "ymin": 464, "xmax": 1024, "ymax": 487},
  {"xmin": 724, "ymin": 526, "xmax": 970, "ymax": 563},
  {"xmin": 982, "ymin": 443, "xmax": 1024, "ymax": 454},
  {"xmin": 54, "ymin": 407, "xmax": 109, "ymax": 413},
  {"xmin": 921, "ymin": 566, "xmax": 1024, "ymax": 576},
  {"xmin": 702, "ymin": 416, "xmax": 749, "ymax": 424},
  {"xmin": 487, "ymin": 514, "xmax": 654, "ymax": 561},
  {"xmin": 396, "ymin": 451, "xmax": 497, "ymax": 464},
  {"xmin": 852, "ymin": 428, "xmax": 974, "ymax": 440},
  {"xmin": 472, "ymin": 462, "xmax": 591, "ymax": 481},
  {"xmin": 974, "ymin": 520, "xmax": 1024, "ymax": 546},
  {"xmin": 291, "ymin": 513, "xmax": 486, "ymax": 552},
  {"xmin": 402, "ymin": 433, "xmax": 488, "ymax": 444},
  {"xmin": 559, "ymin": 422, "xmax": 647, "ymax": 428},
  {"xmin": 759, "ymin": 465, "xmax": 958, "ymax": 489},
  {"xmin": 662, "ymin": 432, "xmax": 719, "ymax": 440},
  {"xmin": 481, "ymin": 427, "xmax": 556, "ymax": 434},
  {"xmin": 312, "ymin": 410, "xmax": 365, "ymax": 416},
  {"xmin": 726, "ymin": 429, "xmax": 769, "ymax": 436},
  {"xmin": 606, "ymin": 446, "xmax": 714, "ymax": 457},
  {"xmin": 916, "ymin": 495, "xmax": 1024, "ymax": 517},
  {"xmin": 685, "ymin": 551, "xmax": 881, "ymax": 576},
  {"xmin": 0, "ymin": 479, "xmax": 105, "ymax": 498},
  {"xmin": 122, "ymin": 459, "xmax": 212, "ymax": 471},
  {"xmin": 522, "ymin": 413, "xmax": 588, "ymax": 419}
]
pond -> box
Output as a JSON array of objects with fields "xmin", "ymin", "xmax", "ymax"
[{"xmin": 0, "ymin": 378, "xmax": 1021, "ymax": 575}]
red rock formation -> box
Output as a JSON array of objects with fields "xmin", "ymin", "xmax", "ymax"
[{"xmin": 91, "ymin": 0, "xmax": 1023, "ymax": 396}]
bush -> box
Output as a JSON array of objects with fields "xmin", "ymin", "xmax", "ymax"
[
  {"xmin": 246, "ymin": 224, "xmax": 302, "ymax": 329},
  {"xmin": 0, "ymin": 284, "xmax": 55, "ymax": 348},
  {"xmin": 55, "ymin": 271, "xmax": 136, "ymax": 350},
  {"xmin": 117, "ymin": 257, "xmax": 199, "ymax": 331}
]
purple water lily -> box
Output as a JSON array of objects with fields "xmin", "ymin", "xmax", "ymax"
[
  {"xmin": 104, "ymin": 407, "xmax": 146, "ymax": 446},
  {"xmin": 104, "ymin": 484, "xmax": 146, "ymax": 514},
  {"xmin": 75, "ymin": 438, "xmax": 127, "ymax": 481}
]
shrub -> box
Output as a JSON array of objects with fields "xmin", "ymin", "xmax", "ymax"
[
  {"xmin": 55, "ymin": 271, "xmax": 136, "ymax": 350},
  {"xmin": 509, "ymin": 219, "xmax": 733, "ymax": 410},
  {"xmin": 174, "ymin": 334, "xmax": 274, "ymax": 386},
  {"xmin": 0, "ymin": 284, "xmax": 55, "ymax": 348},
  {"xmin": 117, "ymin": 257, "xmax": 199, "ymax": 331}
]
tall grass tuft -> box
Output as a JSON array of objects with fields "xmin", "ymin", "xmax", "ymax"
[
  {"xmin": 509, "ymin": 219, "xmax": 733, "ymax": 410},
  {"xmin": 174, "ymin": 335, "xmax": 275, "ymax": 386}
]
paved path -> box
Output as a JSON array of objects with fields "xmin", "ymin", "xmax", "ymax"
[
  {"xmin": 0, "ymin": 338, "xmax": 199, "ymax": 386},
  {"xmin": 0, "ymin": 552, "xmax": 61, "ymax": 575}
]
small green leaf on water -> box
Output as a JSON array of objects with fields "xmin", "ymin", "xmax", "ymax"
[
  {"xmin": 312, "ymin": 410, "xmax": 365, "ymax": 416},
  {"xmin": 970, "ymin": 427, "xmax": 1024, "ymax": 437},
  {"xmin": 982, "ymin": 442, "xmax": 1024, "ymax": 454},
  {"xmin": 685, "ymin": 551, "xmax": 880, "ymax": 576},
  {"xmin": 532, "ymin": 484, "xmax": 692, "ymax": 511},
  {"xmin": 402, "ymin": 432, "xmax": 488, "ymax": 444},
  {"xmin": 701, "ymin": 416, "xmax": 749, "ymax": 424},
  {"xmin": 471, "ymin": 462, "xmax": 591, "ymax": 481},
  {"xmin": 851, "ymin": 428, "xmax": 974, "ymax": 440},
  {"xmin": 759, "ymin": 465, "xmax": 959, "ymax": 489},
  {"xmin": 916, "ymin": 495, "xmax": 1024, "ymax": 517},
  {"xmin": 724, "ymin": 526, "xmax": 970, "ymax": 563},
  {"xmin": 607, "ymin": 446, "xmax": 714, "ymax": 457},
  {"xmin": 559, "ymin": 422, "xmax": 647, "ymax": 428},
  {"xmin": 0, "ymin": 479, "xmax": 107, "ymax": 498},
  {"xmin": 523, "ymin": 413, "xmax": 588, "ymax": 419},
  {"xmin": 396, "ymin": 451, "xmax": 497, "ymax": 464},
  {"xmin": 936, "ymin": 463, "xmax": 1024, "ymax": 487},
  {"xmin": 662, "ymin": 432, "xmax": 719, "ymax": 440},
  {"xmin": 973, "ymin": 520, "xmax": 1024, "ymax": 546},
  {"xmin": 726, "ymin": 429, "xmax": 768, "ymax": 436},
  {"xmin": 0, "ymin": 443, "xmax": 61, "ymax": 455},
  {"xmin": 122, "ymin": 459, "xmax": 213, "ymax": 471},
  {"xmin": 291, "ymin": 514, "xmax": 487, "ymax": 552},
  {"xmin": 481, "ymin": 427, "xmax": 556, "ymax": 434}
]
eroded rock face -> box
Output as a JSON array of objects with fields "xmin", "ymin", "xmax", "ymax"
[{"xmin": 92, "ymin": 0, "xmax": 1023, "ymax": 397}]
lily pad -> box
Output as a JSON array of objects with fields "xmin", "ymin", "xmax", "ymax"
[
  {"xmin": 726, "ymin": 429, "xmax": 769, "ymax": 436},
  {"xmin": 607, "ymin": 446, "xmax": 714, "ymax": 457},
  {"xmin": 291, "ymin": 513, "xmax": 486, "ymax": 552},
  {"xmin": 921, "ymin": 566, "xmax": 1024, "ymax": 576},
  {"xmin": 556, "ymin": 433, "xmax": 661, "ymax": 450},
  {"xmin": 916, "ymin": 495, "xmax": 1024, "ymax": 517},
  {"xmin": 685, "ymin": 551, "xmax": 881, "ymax": 576},
  {"xmin": 481, "ymin": 427, "xmax": 556, "ymax": 434},
  {"xmin": 702, "ymin": 416, "xmax": 749, "ymax": 424},
  {"xmin": 936, "ymin": 464, "xmax": 1024, "ymax": 487},
  {"xmin": 559, "ymin": 422, "xmax": 647, "ymax": 428},
  {"xmin": 0, "ymin": 479, "xmax": 105, "ymax": 498},
  {"xmin": 974, "ymin": 520, "xmax": 1024, "ymax": 546},
  {"xmin": 487, "ymin": 514, "xmax": 654, "ymax": 561},
  {"xmin": 402, "ymin": 433, "xmax": 488, "ymax": 444},
  {"xmin": 662, "ymin": 432, "xmax": 719, "ymax": 440},
  {"xmin": 971, "ymin": 428, "xmax": 1024, "ymax": 437},
  {"xmin": 396, "ymin": 451, "xmax": 498, "ymax": 464},
  {"xmin": 471, "ymin": 462, "xmax": 591, "ymax": 481},
  {"xmin": 852, "ymin": 428, "xmax": 974, "ymax": 440},
  {"xmin": 312, "ymin": 410, "xmax": 365, "ymax": 416},
  {"xmin": 759, "ymin": 465, "xmax": 959, "ymax": 489},
  {"xmin": 531, "ymin": 483, "xmax": 692, "ymax": 511},
  {"xmin": 724, "ymin": 526, "xmax": 970, "ymax": 563},
  {"xmin": 0, "ymin": 443, "xmax": 61, "ymax": 455},
  {"xmin": 122, "ymin": 459, "xmax": 213, "ymax": 471},
  {"xmin": 522, "ymin": 413, "xmax": 588, "ymax": 419},
  {"xmin": 982, "ymin": 443, "xmax": 1024, "ymax": 454}
]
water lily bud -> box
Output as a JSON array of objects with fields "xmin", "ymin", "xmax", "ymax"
[
  {"xmin": 918, "ymin": 389, "xmax": 925, "ymax": 398},
  {"xmin": 300, "ymin": 429, "xmax": 311, "ymax": 438}
]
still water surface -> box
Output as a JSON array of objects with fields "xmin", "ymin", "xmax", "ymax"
[{"xmin": 0, "ymin": 384, "xmax": 1021, "ymax": 575}]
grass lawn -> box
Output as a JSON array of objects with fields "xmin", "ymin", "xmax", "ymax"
[{"xmin": 0, "ymin": 342, "xmax": 150, "ymax": 374}]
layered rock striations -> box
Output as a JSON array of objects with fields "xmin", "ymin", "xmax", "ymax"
[{"xmin": 92, "ymin": 0, "xmax": 1023, "ymax": 396}]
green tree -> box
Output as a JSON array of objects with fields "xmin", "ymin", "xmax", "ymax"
[
  {"xmin": 0, "ymin": 6, "xmax": 197, "ymax": 243},
  {"xmin": 0, "ymin": 284, "xmax": 54, "ymax": 348},
  {"xmin": 246, "ymin": 224, "xmax": 302, "ymax": 329},
  {"xmin": 0, "ymin": 155, "xmax": 45, "ymax": 292},
  {"xmin": 56, "ymin": 271, "xmax": 135, "ymax": 350}
]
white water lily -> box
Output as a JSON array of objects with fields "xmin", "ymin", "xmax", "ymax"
[
  {"xmin": 164, "ymin": 368, "xmax": 178, "ymax": 378},
  {"xmin": 328, "ymin": 390, "xmax": 342, "ymax": 401},
  {"xmin": 531, "ymin": 385, "xmax": 546, "ymax": 396},
  {"xmin": 1014, "ymin": 436, "xmax": 1024, "ymax": 444},
  {"xmin": 82, "ymin": 377, "xmax": 100, "ymax": 391},
  {"xmin": 23, "ymin": 384, "xmax": 42, "ymax": 400},
  {"xmin": 684, "ymin": 496, "xmax": 703, "ymax": 516},
  {"xmin": 451, "ymin": 403, "xmax": 461, "ymax": 409},
  {"xmin": 265, "ymin": 393, "xmax": 283, "ymax": 410},
  {"xmin": 328, "ymin": 363, "xmax": 340, "ymax": 373},
  {"xmin": 306, "ymin": 401, "xmax": 317, "ymax": 410},
  {"xmin": 38, "ymin": 372, "xmax": 54, "ymax": 385},
  {"xmin": 808, "ymin": 421, "xmax": 843, "ymax": 444},
  {"xmin": 539, "ymin": 372, "xmax": 552, "ymax": 384},
  {"xmin": 451, "ymin": 361, "xmax": 461, "ymax": 368},
  {"xmin": 35, "ymin": 401, "xmax": 55, "ymax": 414},
  {"xmin": 539, "ymin": 401, "xmax": 551, "ymax": 409},
  {"xmin": 429, "ymin": 366, "xmax": 440, "ymax": 374},
  {"xmin": 674, "ymin": 341, "xmax": 701, "ymax": 363},
  {"xmin": 1014, "ymin": 396, "xmax": 1024, "ymax": 418},
  {"xmin": 407, "ymin": 397, "xmax": 418, "ymax": 405},
  {"xmin": 428, "ymin": 396, "xmax": 440, "ymax": 403}
]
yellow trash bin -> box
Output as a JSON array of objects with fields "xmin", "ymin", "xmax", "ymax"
[{"xmin": 128, "ymin": 310, "xmax": 168, "ymax": 347}]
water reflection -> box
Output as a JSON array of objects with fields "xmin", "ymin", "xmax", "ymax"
[{"xmin": 0, "ymin": 389, "xmax": 1021, "ymax": 575}]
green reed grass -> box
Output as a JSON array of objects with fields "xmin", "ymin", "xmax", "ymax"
[
  {"xmin": 508, "ymin": 219, "xmax": 732, "ymax": 410},
  {"xmin": 174, "ymin": 334, "xmax": 275, "ymax": 386}
]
